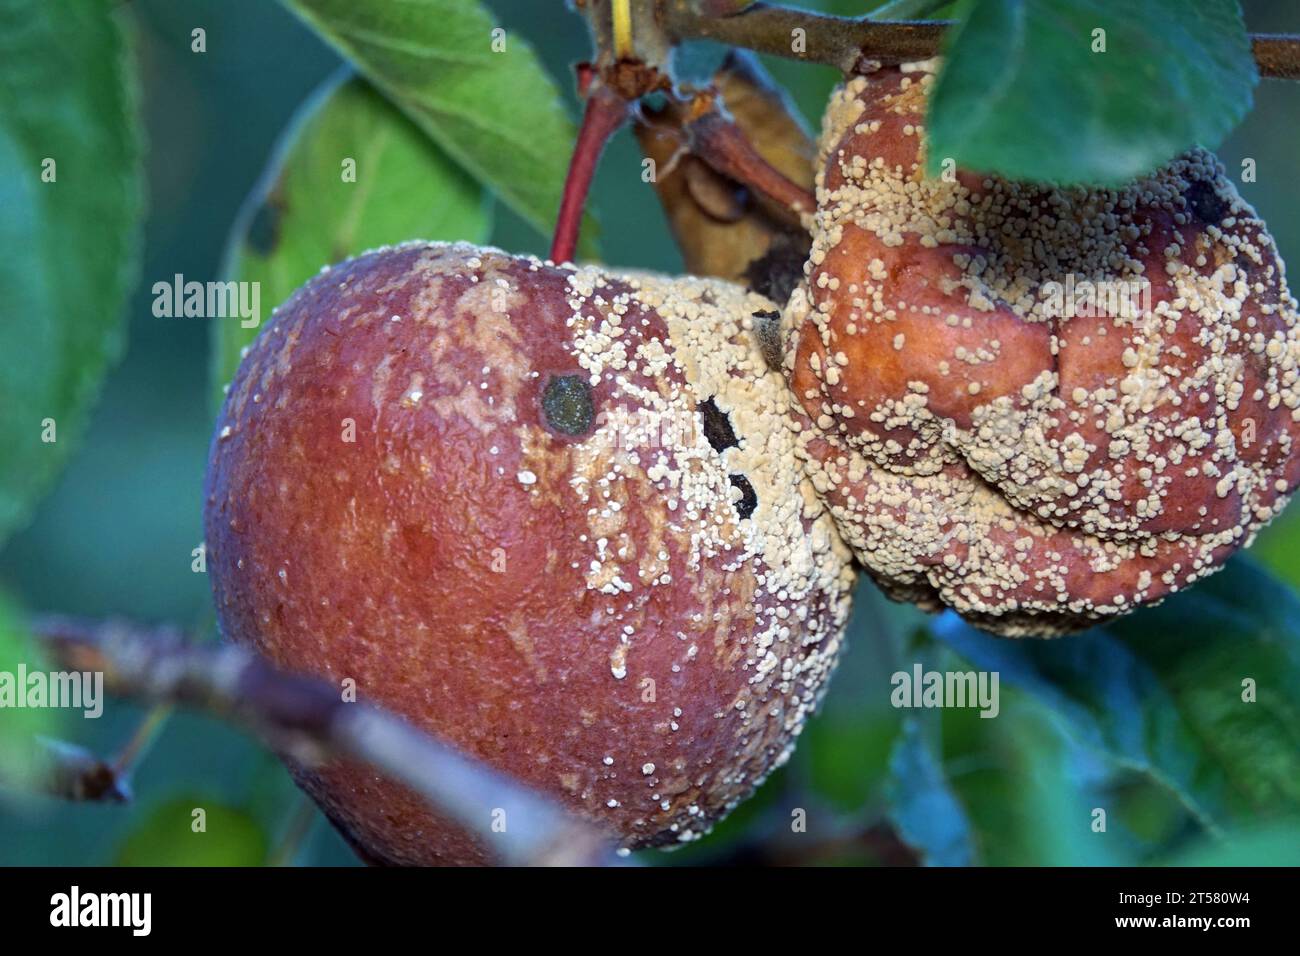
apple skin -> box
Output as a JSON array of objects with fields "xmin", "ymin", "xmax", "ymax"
[
  {"xmin": 204, "ymin": 241, "xmax": 854, "ymax": 865},
  {"xmin": 784, "ymin": 64, "xmax": 1300, "ymax": 636}
]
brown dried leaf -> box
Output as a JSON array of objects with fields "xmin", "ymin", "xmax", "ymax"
[{"xmin": 633, "ymin": 50, "xmax": 813, "ymax": 291}]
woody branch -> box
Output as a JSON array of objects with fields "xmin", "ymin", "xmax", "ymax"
[
  {"xmin": 658, "ymin": 3, "xmax": 1300, "ymax": 80},
  {"xmin": 27, "ymin": 616, "xmax": 623, "ymax": 867}
]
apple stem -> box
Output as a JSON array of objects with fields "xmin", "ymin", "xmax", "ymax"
[{"xmin": 550, "ymin": 84, "xmax": 629, "ymax": 264}]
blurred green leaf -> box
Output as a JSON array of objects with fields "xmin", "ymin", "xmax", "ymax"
[
  {"xmin": 803, "ymin": 712, "xmax": 900, "ymax": 811},
  {"xmin": 928, "ymin": 0, "xmax": 1256, "ymax": 184},
  {"xmin": 0, "ymin": 594, "xmax": 56, "ymax": 790},
  {"xmin": 1249, "ymin": 509, "xmax": 1300, "ymax": 592},
  {"xmin": 1108, "ymin": 770, "xmax": 1202, "ymax": 850},
  {"xmin": 935, "ymin": 558, "xmax": 1300, "ymax": 836},
  {"xmin": 213, "ymin": 73, "xmax": 492, "ymax": 408},
  {"xmin": 115, "ymin": 795, "xmax": 268, "ymax": 866},
  {"xmin": 884, "ymin": 715, "xmax": 975, "ymax": 865},
  {"xmin": 937, "ymin": 692, "xmax": 1120, "ymax": 865},
  {"xmin": 798, "ymin": 583, "xmax": 919, "ymax": 812},
  {"xmin": 1108, "ymin": 560, "xmax": 1300, "ymax": 817},
  {"xmin": 881, "ymin": 636, "xmax": 1115, "ymax": 865},
  {"xmin": 1162, "ymin": 822, "xmax": 1300, "ymax": 867},
  {"xmin": 0, "ymin": 0, "xmax": 142, "ymax": 547},
  {"xmin": 869, "ymin": 0, "xmax": 956, "ymax": 15},
  {"xmin": 279, "ymin": 0, "xmax": 593, "ymax": 254}
]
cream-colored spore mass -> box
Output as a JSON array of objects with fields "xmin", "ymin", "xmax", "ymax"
[{"xmin": 785, "ymin": 62, "xmax": 1300, "ymax": 636}]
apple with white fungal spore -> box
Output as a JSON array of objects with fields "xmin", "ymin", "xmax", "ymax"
[
  {"xmin": 204, "ymin": 241, "xmax": 855, "ymax": 864},
  {"xmin": 784, "ymin": 62, "xmax": 1300, "ymax": 636}
]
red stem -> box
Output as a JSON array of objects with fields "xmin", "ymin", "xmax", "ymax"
[{"xmin": 550, "ymin": 85, "xmax": 630, "ymax": 264}]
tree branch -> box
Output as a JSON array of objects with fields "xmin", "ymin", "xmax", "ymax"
[
  {"xmin": 25, "ymin": 737, "xmax": 132, "ymax": 803},
  {"xmin": 30, "ymin": 617, "xmax": 623, "ymax": 867},
  {"xmin": 660, "ymin": 4, "xmax": 944, "ymax": 73},
  {"xmin": 658, "ymin": 3, "xmax": 1300, "ymax": 80},
  {"xmin": 1254, "ymin": 34, "xmax": 1300, "ymax": 81}
]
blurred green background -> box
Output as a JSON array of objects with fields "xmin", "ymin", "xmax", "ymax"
[{"xmin": 1, "ymin": 0, "xmax": 1297, "ymax": 866}]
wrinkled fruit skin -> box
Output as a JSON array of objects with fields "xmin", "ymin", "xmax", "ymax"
[
  {"xmin": 205, "ymin": 241, "xmax": 854, "ymax": 865},
  {"xmin": 786, "ymin": 63, "xmax": 1300, "ymax": 637}
]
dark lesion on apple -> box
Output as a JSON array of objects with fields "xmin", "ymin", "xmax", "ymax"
[
  {"xmin": 541, "ymin": 373, "xmax": 596, "ymax": 437},
  {"xmin": 729, "ymin": 474, "xmax": 758, "ymax": 519},
  {"xmin": 1183, "ymin": 178, "xmax": 1230, "ymax": 226},
  {"xmin": 698, "ymin": 396, "xmax": 739, "ymax": 452},
  {"xmin": 698, "ymin": 396, "xmax": 758, "ymax": 520},
  {"xmin": 751, "ymin": 309, "xmax": 784, "ymax": 374}
]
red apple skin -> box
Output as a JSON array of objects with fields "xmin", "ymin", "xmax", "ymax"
[
  {"xmin": 785, "ymin": 64, "xmax": 1300, "ymax": 636},
  {"xmin": 205, "ymin": 241, "xmax": 854, "ymax": 865}
]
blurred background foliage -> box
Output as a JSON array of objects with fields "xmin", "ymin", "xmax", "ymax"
[{"xmin": 1, "ymin": 0, "xmax": 1299, "ymax": 866}]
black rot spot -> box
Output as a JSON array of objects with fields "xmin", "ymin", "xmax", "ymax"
[
  {"xmin": 1184, "ymin": 179, "xmax": 1229, "ymax": 226},
  {"xmin": 542, "ymin": 374, "xmax": 596, "ymax": 437},
  {"xmin": 729, "ymin": 474, "xmax": 757, "ymax": 520},
  {"xmin": 698, "ymin": 396, "xmax": 739, "ymax": 453},
  {"xmin": 743, "ymin": 232, "xmax": 811, "ymax": 306}
]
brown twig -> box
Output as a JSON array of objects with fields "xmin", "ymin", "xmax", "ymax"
[
  {"xmin": 681, "ymin": 89, "xmax": 815, "ymax": 217},
  {"xmin": 1254, "ymin": 34, "xmax": 1300, "ymax": 81},
  {"xmin": 658, "ymin": 4, "xmax": 1300, "ymax": 80},
  {"xmin": 661, "ymin": 4, "xmax": 945, "ymax": 73},
  {"xmin": 30, "ymin": 616, "xmax": 623, "ymax": 867},
  {"xmin": 28, "ymin": 737, "xmax": 132, "ymax": 803},
  {"xmin": 2, "ymin": 702, "xmax": 172, "ymax": 803}
]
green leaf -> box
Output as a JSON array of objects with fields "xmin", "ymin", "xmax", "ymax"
[
  {"xmin": 798, "ymin": 583, "xmax": 921, "ymax": 812},
  {"xmin": 884, "ymin": 715, "xmax": 975, "ymax": 865},
  {"xmin": 279, "ymin": 0, "xmax": 591, "ymax": 252},
  {"xmin": 213, "ymin": 73, "xmax": 492, "ymax": 407},
  {"xmin": 936, "ymin": 692, "xmax": 1121, "ymax": 865},
  {"xmin": 1246, "ymin": 509, "xmax": 1300, "ymax": 593},
  {"xmin": 0, "ymin": 0, "xmax": 143, "ymax": 547},
  {"xmin": 879, "ymin": 635, "xmax": 1116, "ymax": 865},
  {"xmin": 0, "ymin": 594, "xmax": 57, "ymax": 790},
  {"xmin": 1108, "ymin": 560, "xmax": 1300, "ymax": 818},
  {"xmin": 927, "ymin": 0, "xmax": 1257, "ymax": 184},
  {"xmin": 115, "ymin": 795, "xmax": 268, "ymax": 866},
  {"xmin": 803, "ymin": 712, "xmax": 900, "ymax": 811},
  {"xmin": 1162, "ymin": 822, "xmax": 1300, "ymax": 867},
  {"xmin": 934, "ymin": 558, "xmax": 1300, "ymax": 834}
]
